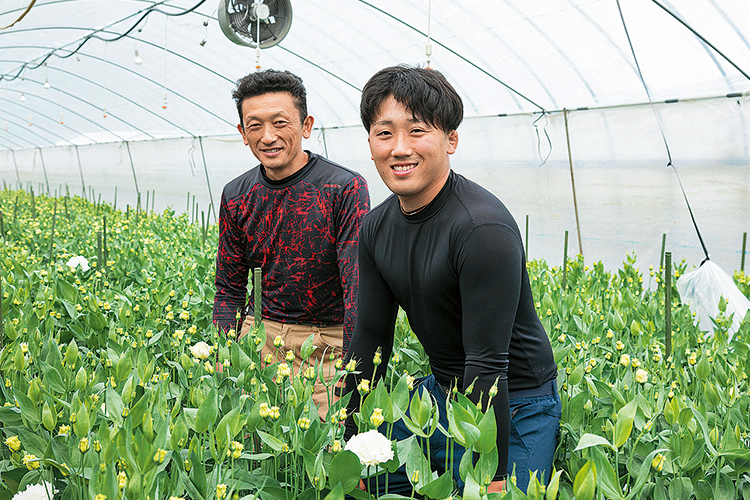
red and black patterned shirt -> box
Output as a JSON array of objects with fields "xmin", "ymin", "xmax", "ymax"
[{"xmin": 213, "ymin": 152, "xmax": 370, "ymax": 350}]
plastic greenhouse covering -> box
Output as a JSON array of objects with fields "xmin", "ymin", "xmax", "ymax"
[{"xmin": 0, "ymin": 0, "xmax": 748, "ymax": 271}]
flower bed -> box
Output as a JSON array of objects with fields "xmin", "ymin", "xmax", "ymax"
[{"xmin": 0, "ymin": 190, "xmax": 749, "ymax": 500}]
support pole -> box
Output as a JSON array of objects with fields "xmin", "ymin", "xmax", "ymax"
[
  {"xmin": 562, "ymin": 230, "xmax": 569, "ymax": 290},
  {"xmin": 664, "ymin": 251, "xmax": 672, "ymax": 360},
  {"xmin": 198, "ymin": 137, "xmax": 217, "ymax": 224},
  {"xmin": 253, "ymin": 267, "xmax": 262, "ymax": 328},
  {"xmin": 659, "ymin": 233, "xmax": 667, "ymax": 274},
  {"xmin": 38, "ymin": 147, "xmax": 50, "ymax": 195},
  {"xmin": 75, "ymin": 145, "xmax": 86, "ymax": 198},
  {"xmin": 525, "ymin": 214, "xmax": 529, "ymax": 258},
  {"xmin": 742, "ymin": 232, "xmax": 747, "ymax": 272},
  {"xmin": 125, "ymin": 141, "xmax": 140, "ymax": 198},
  {"xmin": 11, "ymin": 150, "xmax": 21, "ymax": 186},
  {"xmin": 563, "ymin": 109, "xmax": 583, "ymax": 257}
]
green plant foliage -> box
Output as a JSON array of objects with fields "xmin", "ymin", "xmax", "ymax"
[{"xmin": 0, "ymin": 189, "xmax": 749, "ymax": 500}]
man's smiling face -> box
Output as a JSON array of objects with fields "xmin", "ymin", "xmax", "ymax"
[{"xmin": 237, "ymin": 91, "xmax": 314, "ymax": 181}]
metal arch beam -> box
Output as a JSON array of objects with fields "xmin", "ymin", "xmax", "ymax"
[
  {"xmin": 44, "ymin": 63, "xmax": 196, "ymax": 139},
  {"xmin": 0, "ymin": 133, "xmax": 27, "ymax": 149},
  {"xmin": 503, "ymin": 0, "xmax": 599, "ymax": 104},
  {"xmin": 0, "ymin": 43, "xmax": 235, "ymax": 131},
  {"xmin": 429, "ymin": 5, "xmax": 555, "ymax": 112},
  {"xmin": 0, "ymin": 83, "xmax": 127, "ymax": 143},
  {"xmin": 564, "ymin": 0, "xmax": 639, "ymax": 81},
  {"xmin": 0, "ymin": 91, "xmax": 99, "ymax": 144},
  {"xmin": 0, "ymin": 113, "xmax": 58, "ymax": 147},
  {"xmin": 356, "ymin": 0, "xmax": 546, "ymax": 112},
  {"xmin": 0, "ymin": 69, "xmax": 143, "ymax": 141},
  {"xmin": 0, "ymin": 26, "xmax": 235, "ymax": 86},
  {"xmin": 660, "ymin": 0, "xmax": 745, "ymax": 88}
]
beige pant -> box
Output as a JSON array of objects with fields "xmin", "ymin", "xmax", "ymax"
[{"xmin": 241, "ymin": 317, "xmax": 342, "ymax": 419}]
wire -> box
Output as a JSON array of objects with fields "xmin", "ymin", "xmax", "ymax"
[
  {"xmin": 1, "ymin": 0, "xmax": 36, "ymax": 30},
  {"xmin": 0, "ymin": 0, "xmax": 207, "ymax": 82},
  {"xmin": 615, "ymin": 0, "xmax": 710, "ymax": 263}
]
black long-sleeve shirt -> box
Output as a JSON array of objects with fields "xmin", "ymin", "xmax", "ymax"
[
  {"xmin": 213, "ymin": 152, "xmax": 370, "ymax": 347},
  {"xmin": 345, "ymin": 170, "xmax": 556, "ymax": 480}
]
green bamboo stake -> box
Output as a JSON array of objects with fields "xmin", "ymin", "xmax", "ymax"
[
  {"xmin": 186, "ymin": 191, "xmax": 190, "ymax": 214},
  {"xmin": 13, "ymin": 195, "xmax": 18, "ymax": 225},
  {"xmin": 97, "ymin": 232, "xmax": 103, "ymax": 270},
  {"xmin": 525, "ymin": 214, "xmax": 529, "ymax": 257},
  {"xmin": 201, "ymin": 211, "xmax": 206, "ymax": 247},
  {"xmin": 0, "ymin": 210, "xmax": 4, "ymax": 240},
  {"xmin": 48, "ymin": 199, "xmax": 57, "ymax": 261},
  {"xmin": 665, "ymin": 252, "xmax": 672, "ymax": 360},
  {"xmin": 741, "ymin": 232, "xmax": 747, "ymax": 272},
  {"xmin": 562, "ymin": 230, "xmax": 569, "ymax": 290},
  {"xmin": 254, "ymin": 268, "xmax": 262, "ymax": 328},
  {"xmin": 145, "ymin": 190, "xmax": 150, "ymax": 214},
  {"xmin": 103, "ymin": 216, "xmax": 108, "ymax": 271},
  {"xmin": 659, "ymin": 234, "xmax": 667, "ymax": 275},
  {"xmin": 152, "ymin": 189, "xmax": 155, "ymax": 212},
  {"xmin": 31, "ymin": 187, "xmax": 36, "ymax": 218},
  {"xmin": 113, "ymin": 186, "xmax": 118, "ymax": 211},
  {"xmin": 64, "ymin": 196, "xmax": 68, "ymax": 220}
]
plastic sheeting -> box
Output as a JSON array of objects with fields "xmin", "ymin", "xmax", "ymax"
[{"xmin": 0, "ymin": 0, "xmax": 749, "ymax": 271}]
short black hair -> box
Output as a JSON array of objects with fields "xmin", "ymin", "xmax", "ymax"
[
  {"xmin": 232, "ymin": 69, "xmax": 308, "ymax": 126},
  {"xmin": 360, "ymin": 65, "xmax": 463, "ymax": 133}
]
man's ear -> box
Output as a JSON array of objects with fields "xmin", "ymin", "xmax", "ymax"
[
  {"xmin": 302, "ymin": 115, "xmax": 314, "ymax": 139},
  {"xmin": 447, "ymin": 130, "xmax": 458, "ymax": 155},
  {"xmin": 237, "ymin": 123, "xmax": 249, "ymax": 146}
]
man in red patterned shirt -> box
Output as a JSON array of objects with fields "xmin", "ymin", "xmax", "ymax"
[{"xmin": 214, "ymin": 70, "xmax": 370, "ymax": 418}]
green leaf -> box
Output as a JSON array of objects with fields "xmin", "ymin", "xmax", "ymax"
[
  {"xmin": 195, "ymin": 386, "xmax": 218, "ymax": 433},
  {"xmin": 474, "ymin": 408, "xmax": 497, "ymax": 454},
  {"xmin": 448, "ymin": 402, "xmax": 480, "ymax": 448},
  {"xmin": 613, "ymin": 399, "xmax": 637, "ymax": 448},
  {"xmin": 418, "ymin": 471, "xmax": 453, "ymax": 499},
  {"xmin": 14, "ymin": 389, "xmax": 40, "ymax": 428},
  {"xmin": 546, "ymin": 469, "xmax": 563, "ymax": 500},
  {"xmin": 573, "ymin": 460, "xmax": 597, "ymax": 500},
  {"xmin": 257, "ymin": 430, "xmax": 284, "ymax": 452},
  {"xmin": 573, "ymin": 433, "xmax": 615, "ymax": 452},
  {"xmin": 300, "ymin": 333, "xmax": 317, "ymax": 360},
  {"xmin": 323, "ymin": 483, "xmax": 345, "ymax": 500},
  {"xmin": 328, "ymin": 451, "xmax": 362, "ymax": 494},
  {"xmin": 695, "ymin": 353, "xmax": 710, "ymax": 380}
]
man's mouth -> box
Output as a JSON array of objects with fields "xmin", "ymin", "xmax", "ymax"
[
  {"xmin": 262, "ymin": 147, "xmax": 282, "ymax": 155},
  {"xmin": 392, "ymin": 163, "xmax": 416, "ymax": 173}
]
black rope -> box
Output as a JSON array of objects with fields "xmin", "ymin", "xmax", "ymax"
[
  {"xmin": 532, "ymin": 111, "xmax": 552, "ymax": 167},
  {"xmin": 615, "ymin": 0, "xmax": 710, "ymax": 264},
  {"xmin": 0, "ymin": 0, "xmax": 207, "ymax": 82}
]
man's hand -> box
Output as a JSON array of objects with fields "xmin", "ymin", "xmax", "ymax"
[{"xmin": 487, "ymin": 479, "xmax": 506, "ymax": 493}]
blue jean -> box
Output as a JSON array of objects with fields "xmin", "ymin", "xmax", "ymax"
[
  {"xmin": 507, "ymin": 380, "xmax": 561, "ymax": 493},
  {"xmin": 363, "ymin": 375, "xmax": 560, "ymax": 496},
  {"xmin": 364, "ymin": 375, "xmax": 464, "ymax": 497}
]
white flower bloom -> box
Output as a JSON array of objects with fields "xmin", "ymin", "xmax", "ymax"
[
  {"xmin": 635, "ymin": 369, "xmax": 648, "ymax": 384},
  {"xmin": 189, "ymin": 341, "xmax": 211, "ymax": 360},
  {"xmin": 12, "ymin": 482, "xmax": 57, "ymax": 500},
  {"xmin": 66, "ymin": 256, "xmax": 90, "ymax": 272},
  {"xmin": 345, "ymin": 430, "xmax": 394, "ymax": 466}
]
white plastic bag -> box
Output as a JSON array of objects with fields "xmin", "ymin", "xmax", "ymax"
[{"xmin": 675, "ymin": 260, "xmax": 750, "ymax": 341}]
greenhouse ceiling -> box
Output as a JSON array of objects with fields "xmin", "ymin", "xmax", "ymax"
[{"xmin": 1, "ymin": 0, "xmax": 749, "ymax": 151}]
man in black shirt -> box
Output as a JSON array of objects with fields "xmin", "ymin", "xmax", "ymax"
[{"xmin": 345, "ymin": 66, "xmax": 559, "ymax": 494}]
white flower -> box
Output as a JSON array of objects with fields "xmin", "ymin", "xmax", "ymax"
[
  {"xmin": 66, "ymin": 256, "xmax": 90, "ymax": 272},
  {"xmin": 635, "ymin": 369, "xmax": 648, "ymax": 384},
  {"xmin": 345, "ymin": 430, "xmax": 394, "ymax": 466},
  {"xmin": 12, "ymin": 482, "xmax": 57, "ymax": 500},
  {"xmin": 189, "ymin": 341, "xmax": 211, "ymax": 360}
]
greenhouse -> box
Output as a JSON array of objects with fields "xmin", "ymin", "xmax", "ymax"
[{"xmin": 1, "ymin": 0, "xmax": 750, "ymax": 499}]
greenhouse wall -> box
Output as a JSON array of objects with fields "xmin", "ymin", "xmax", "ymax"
[{"xmin": 1, "ymin": 94, "xmax": 748, "ymax": 273}]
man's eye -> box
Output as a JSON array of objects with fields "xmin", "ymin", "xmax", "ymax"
[
  {"xmin": 376, "ymin": 130, "xmax": 391, "ymax": 137},
  {"xmin": 274, "ymin": 121, "xmax": 288, "ymax": 127}
]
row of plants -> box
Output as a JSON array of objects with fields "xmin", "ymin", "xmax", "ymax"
[{"xmin": 0, "ymin": 188, "xmax": 749, "ymax": 500}]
